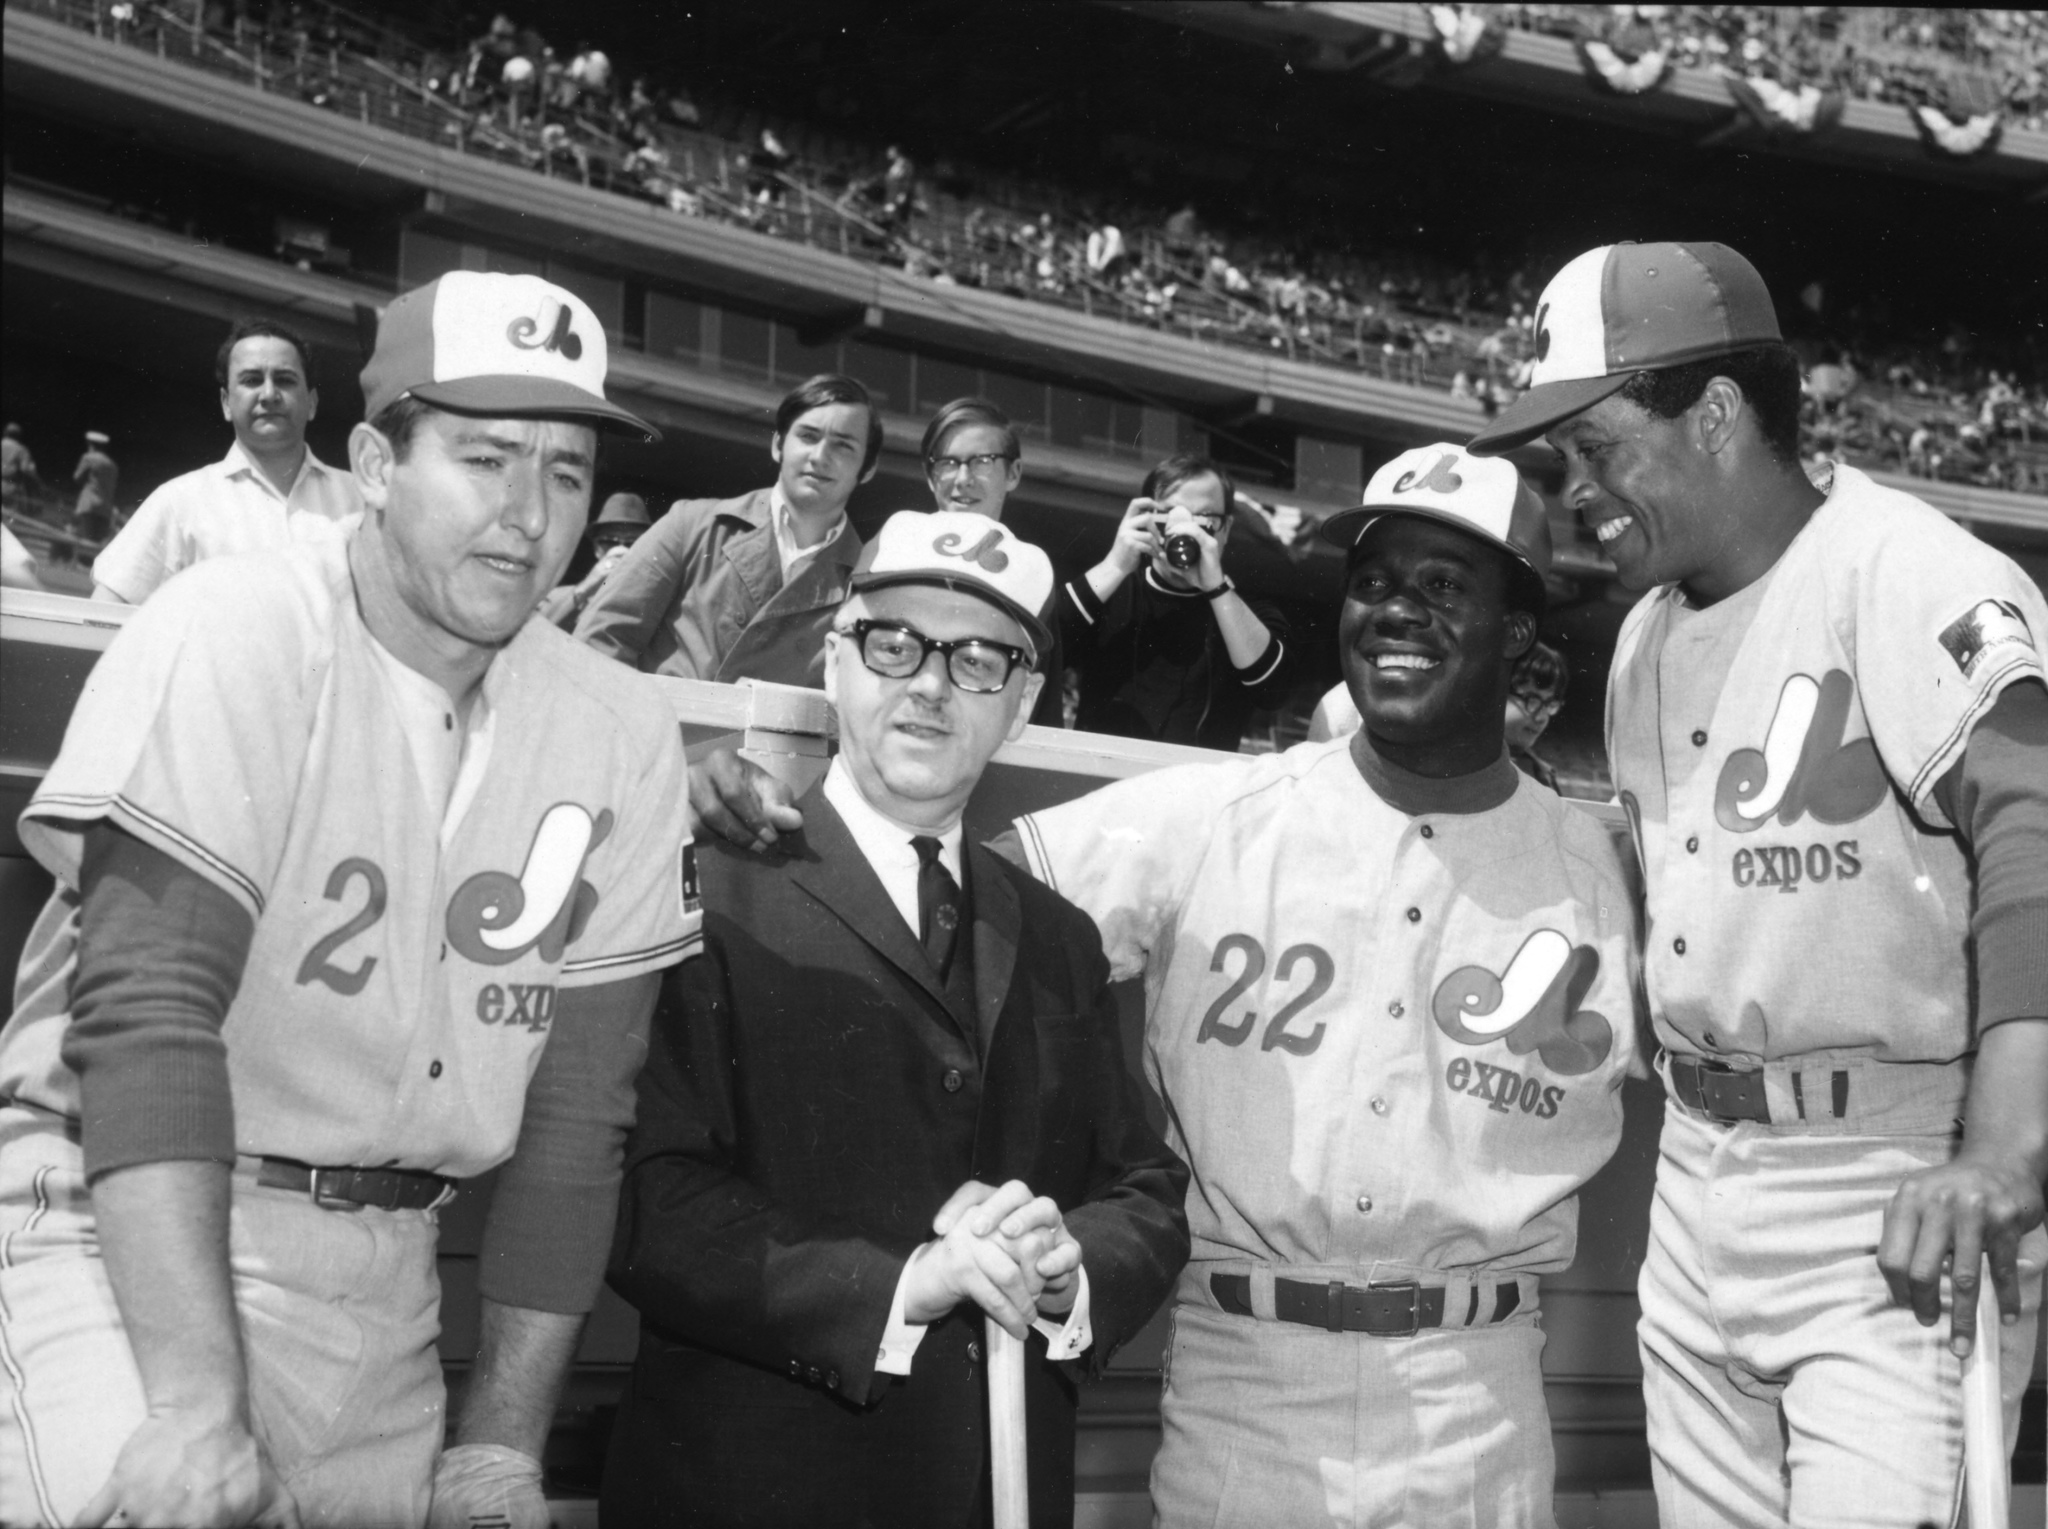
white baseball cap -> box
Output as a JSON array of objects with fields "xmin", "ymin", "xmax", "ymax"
[
  {"xmin": 850, "ymin": 509, "xmax": 1054, "ymax": 655},
  {"xmin": 1468, "ymin": 241, "xmax": 1782, "ymax": 454},
  {"xmin": 1318, "ymin": 442, "xmax": 1552, "ymax": 586},
  {"xmin": 359, "ymin": 271, "xmax": 657, "ymax": 440}
]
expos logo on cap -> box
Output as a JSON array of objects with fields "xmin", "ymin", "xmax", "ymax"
[
  {"xmin": 1468, "ymin": 242, "xmax": 1782, "ymax": 456},
  {"xmin": 359, "ymin": 271, "xmax": 658, "ymax": 440},
  {"xmin": 850, "ymin": 509, "xmax": 1055, "ymax": 655},
  {"xmin": 1317, "ymin": 442, "xmax": 1553, "ymax": 589}
]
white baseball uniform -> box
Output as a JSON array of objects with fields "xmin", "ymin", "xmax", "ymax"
[
  {"xmin": 0, "ymin": 536, "xmax": 697, "ymax": 1526},
  {"xmin": 1016, "ymin": 737, "xmax": 1637, "ymax": 1527},
  {"xmin": 1609, "ymin": 462, "xmax": 2048, "ymax": 1529}
]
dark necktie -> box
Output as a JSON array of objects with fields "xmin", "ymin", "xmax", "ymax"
[{"xmin": 912, "ymin": 835, "xmax": 960, "ymax": 979}]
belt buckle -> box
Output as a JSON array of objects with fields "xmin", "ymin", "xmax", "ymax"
[
  {"xmin": 1364, "ymin": 1280, "xmax": 1422, "ymax": 1338},
  {"xmin": 309, "ymin": 1167, "xmax": 366, "ymax": 1212}
]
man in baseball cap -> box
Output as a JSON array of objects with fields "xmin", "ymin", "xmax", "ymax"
[
  {"xmin": 0, "ymin": 271, "xmax": 697, "ymax": 1529},
  {"xmin": 993, "ymin": 442, "xmax": 1638, "ymax": 1526},
  {"xmin": 602, "ymin": 507, "xmax": 1187, "ymax": 1525},
  {"xmin": 1482, "ymin": 242, "xmax": 2048, "ymax": 1528}
]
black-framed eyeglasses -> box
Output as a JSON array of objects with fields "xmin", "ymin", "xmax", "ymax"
[
  {"xmin": 841, "ymin": 619, "xmax": 1031, "ymax": 694},
  {"xmin": 926, "ymin": 452, "xmax": 1015, "ymax": 480}
]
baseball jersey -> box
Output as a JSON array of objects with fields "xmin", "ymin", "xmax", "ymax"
[
  {"xmin": 1016, "ymin": 738, "xmax": 1637, "ymax": 1278},
  {"xmin": 1607, "ymin": 463, "xmax": 2048, "ymax": 1067},
  {"xmin": 1, "ymin": 536, "xmax": 698, "ymax": 1179},
  {"xmin": 92, "ymin": 442, "xmax": 362, "ymax": 604}
]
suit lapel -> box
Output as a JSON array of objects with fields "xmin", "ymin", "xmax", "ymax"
[
  {"xmin": 786, "ymin": 794, "xmax": 977, "ymax": 1046},
  {"xmin": 760, "ymin": 514, "xmax": 860, "ymax": 618},
  {"xmin": 966, "ymin": 842, "xmax": 1020, "ymax": 1060},
  {"xmin": 717, "ymin": 489, "xmax": 783, "ymax": 613}
]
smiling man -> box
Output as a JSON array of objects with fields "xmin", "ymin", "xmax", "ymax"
[
  {"xmin": 575, "ymin": 372, "xmax": 882, "ymax": 686},
  {"xmin": 92, "ymin": 318, "xmax": 363, "ymax": 605},
  {"xmin": 1469, "ymin": 241, "xmax": 2048, "ymax": 1529},
  {"xmin": 602, "ymin": 509, "xmax": 1187, "ymax": 1528},
  {"xmin": 1007, "ymin": 445, "xmax": 1638, "ymax": 1528},
  {"xmin": 0, "ymin": 273, "xmax": 699, "ymax": 1529}
]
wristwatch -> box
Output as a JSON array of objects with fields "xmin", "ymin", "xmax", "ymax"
[{"xmin": 1201, "ymin": 578, "xmax": 1235, "ymax": 601}]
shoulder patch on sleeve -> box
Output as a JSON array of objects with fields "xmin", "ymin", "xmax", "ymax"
[{"xmin": 1939, "ymin": 599, "xmax": 2035, "ymax": 682}]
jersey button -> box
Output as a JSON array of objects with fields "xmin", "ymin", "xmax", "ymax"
[
  {"xmin": 1703, "ymin": 1031, "xmax": 1719, "ymax": 1049},
  {"xmin": 807, "ymin": 1366, "xmax": 822, "ymax": 1385},
  {"xmin": 966, "ymin": 1339, "xmax": 983, "ymax": 1363},
  {"xmin": 942, "ymin": 1068, "xmax": 964, "ymax": 1093},
  {"xmin": 1674, "ymin": 937, "xmax": 1687, "ymax": 955},
  {"xmin": 1686, "ymin": 836, "xmax": 1699, "ymax": 853},
  {"xmin": 1370, "ymin": 1096, "xmax": 1388, "ymax": 1115},
  {"xmin": 1419, "ymin": 825, "xmax": 1435, "ymax": 839},
  {"xmin": 1691, "ymin": 729, "xmax": 1708, "ymax": 747},
  {"xmin": 1355, "ymin": 1194, "xmax": 1373, "ymax": 1213},
  {"xmin": 429, "ymin": 1060, "xmax": 443, "ymax": 1079},
  {"xmin": 1406, "ymin": 907, "xmax": 1421, "ymax": 923},
  {"xmin": 1388, "ymin": 1000, "xmax": 1405, "ymax": 1018}
]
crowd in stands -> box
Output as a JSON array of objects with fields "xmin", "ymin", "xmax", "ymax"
[
  {"xmin": 15, "ymin": 0, "xmax": 2048, "ymax": 501},
  {"xmin": 1495, "ymin": 6, "xmax": 2048, "ymax": 132}
]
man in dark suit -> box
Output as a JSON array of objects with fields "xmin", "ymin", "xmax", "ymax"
[
  {"xmin": 602, "ymin": 509, "xmax": 1189, "ymax": 1528},
  {"xmin": 574, "ymin": 373, "xmax": 882, "ymax": 686}
]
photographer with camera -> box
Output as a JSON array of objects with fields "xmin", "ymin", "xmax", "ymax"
[{"xmin": 1060, "ymin": 453, "xmax": 1292, "ymax": 750}]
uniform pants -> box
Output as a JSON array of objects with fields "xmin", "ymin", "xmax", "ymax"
[
  {"xmin": 0, "ymin": 1107, "xmax": 446, "ymax": 1528},
  {"xmin": 1639, "ymin": 1102, "xmax": 2047, "ymax": 1529},
  {"xmin": 1150, "ymin": 1296, "xmax": 1556, "ymax": 1529}
]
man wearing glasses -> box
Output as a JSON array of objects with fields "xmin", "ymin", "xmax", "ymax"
[
  {"xmin": 919, "ymin": 396, "xmax": 1065, "ymax": 726},
  {"xmin": 576, "ymin": 373, "xmax": 881, "ymax": 687},
  {"xmin": 1060, "ymin": 452, "xmax": 1293, "ymax": 750},
  {"xmin": 602, "ymin": 508, "xmax": 1187, "ymax": 1527}
]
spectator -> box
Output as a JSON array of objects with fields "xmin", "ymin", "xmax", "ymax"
[
  {"xmin": 1, "ymin": 422, "xmax": 38, "ymax": 509},
  {"xmin": 537, "ymin": 491, "xmax": 650, "ymax": 629},
  {"xmin": 1504, "ymin": 638, "xmax": 1569, "ymax": 791},
  {"xmin": 919, "ymin": 397, "xmax": 1063, "ymax": 726},
  {"xmin": 748, "ymin": 128, "xmax": 793, "ymax": 205},
  {"xmin": 1086, "ymin": 222, "xmax": 1126, "ymax": 278},
  {"xmin": 575, "ymin": 374, "xmax": 881, "ymax": 687},
  {"xmin": 1061, "ymin": 453, "xmax": 1293, "ymax": 751},
  {"xmin": 68, "ymin": 431, "xmax": 119, "ymax": 559},
  {"xmin": 92, "ymin": 318, "xmax": 362, "ymax": 605}
]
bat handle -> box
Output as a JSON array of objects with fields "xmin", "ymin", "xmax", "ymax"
[
  {"xmin": 1961, "ymin": 1255, "xmax": 2011, "ymax": 1529},
  {"xmin": 987, "ymin": 1315, "xmax": 1030, "ymax": 1529}
]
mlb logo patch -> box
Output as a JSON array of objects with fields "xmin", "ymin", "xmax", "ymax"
[{"xmin": 1939, "ymin": 599, "xmax": 2035, "ymax": 680}]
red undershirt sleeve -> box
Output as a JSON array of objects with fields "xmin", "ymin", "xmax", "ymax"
[
  {"xmin": 61, "ymin": 823, "xmax": 253, "ymax": 1181},
  {"xmin": 478, "ymin": 970, "xmax": 659, "ymax": 1314},
  {"xmin": 1934, "ymin": 678, "xmax": 2048, "ymax": 1036}
]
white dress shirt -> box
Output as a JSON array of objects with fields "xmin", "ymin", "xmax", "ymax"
[
  {"xmin": 93, "ymin": 441, "xmax": 363, "ymax": 604},
  {"xmin": 820, "ymin": 758, "xmax": 1093, "ymax": 1373},
  {"xmin": 768, "ymin": 482, "xmax": 845, "ymax": 581}
]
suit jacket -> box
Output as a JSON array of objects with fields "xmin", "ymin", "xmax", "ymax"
[
  {"xmin": 602, "ymin": 792, "xmax": 1189, "ymax": 1529},
  {"xmin": 573, "ymin": 488, "xmax": 861, "ymax": 686}
]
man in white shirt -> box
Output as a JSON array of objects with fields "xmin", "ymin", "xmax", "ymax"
[
  {"xmin": 92, "ymin": 318, "xmax": 362, "ymax": 604},
  {"xmin": 601, "ymin": 509, "xmax": 1188, "ymax": 1528}
]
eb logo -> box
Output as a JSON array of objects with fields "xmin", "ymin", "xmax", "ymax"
[
  {"xmin": 1714, "ymin": 671, "xmax": 1885, "ymax": 833},
  {"xmin": 933, "ymin": 527, "xmax": 1009, "ymax": 573},
  {"xmin": 446, "ymin": 803, "xmax": 612, "ymax": 966},
  {"xmin": 506, "ymin": 300, "xmax": 583, "ymax": 360},
  {"xmin": 1392, "ymin": 453, "xmax": 1463, "ymax": 496},
  {"xmin": 1432, "ymin": 929, "xmax": 1612, "ymax": 1076}
]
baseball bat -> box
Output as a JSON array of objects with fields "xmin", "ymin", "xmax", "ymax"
[
  {"xmin": 1961, "ymin": 1255, "xmax": 2010, "ymax": 1529},
  {"xmin": 987, "ymin": 1315, "xmax": 1030, "ymax": 1529}
]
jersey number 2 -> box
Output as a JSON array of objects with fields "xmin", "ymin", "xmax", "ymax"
[
  {"xmin": 296, "ymin": 858, "xmax": 388, "ymax": 995},
  {"xmin": 1195, "ymin": 935, "xmax": 1334, "ymax": 1055}
]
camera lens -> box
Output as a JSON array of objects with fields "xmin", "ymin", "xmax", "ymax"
[{"xmin": 1164, "ymin": 533, "xmax": 1200, "ymax": 570}]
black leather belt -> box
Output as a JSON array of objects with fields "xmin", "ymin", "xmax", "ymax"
[
  {"xmin": 1667, "ymin": 1054, "xmax": 1852, "ymax": 1125},
  {"xmin": 255, "ymin": 1156, "xmax": 454, "ymax": 1211},
  {"xmin": 1211, "ymin": 1273, "xmax": 1521, "ymax": 1337}
]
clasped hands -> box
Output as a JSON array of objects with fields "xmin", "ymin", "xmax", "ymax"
[{"xmin": 901, "ymin": 1178, "xmax": 1082, "ymax": 1339}]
